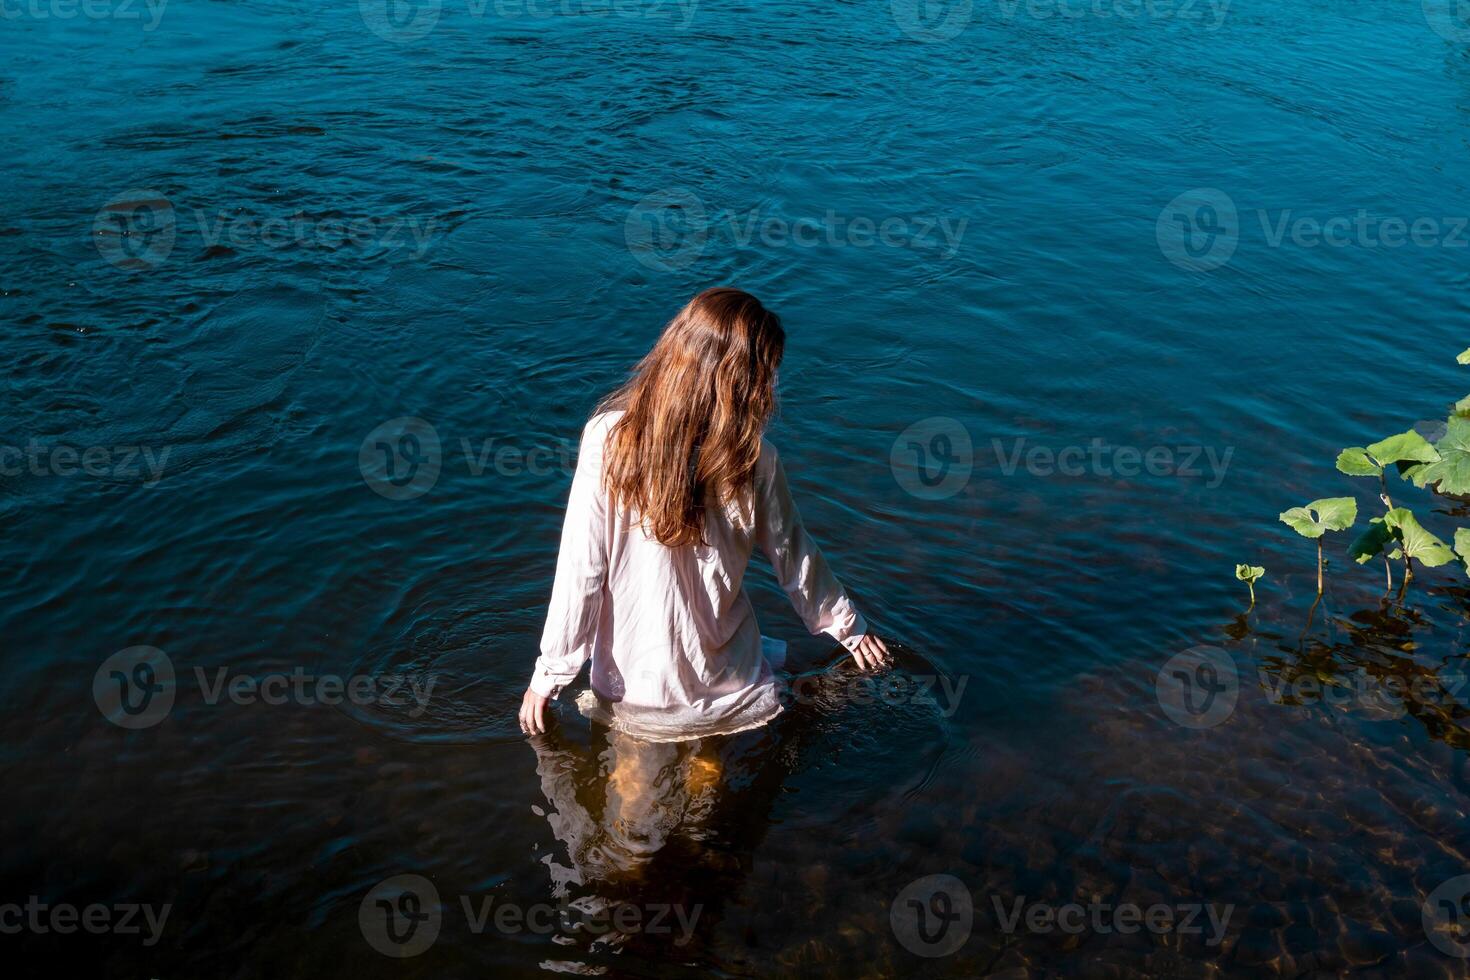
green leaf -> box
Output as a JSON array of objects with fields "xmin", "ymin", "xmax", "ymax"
[
  {"xmin": 1335, "ymin": 447, "xmax": 1382, "ymax": 477},
  {"xmin": 1407, "ymin": 417, "xmax": 1470, "ymax": 495},
  {"xmin": 1383, "ymin": 508, "xmax": 1457, "ymax": 566},
  {"xmin": 1279, "ymin": 497, "xmax": 1357, "ymax": 538},
  {"xmin": 1349, "ymin": 519, "xmax": 1394, "ymax": 564},
  {"xmin": 1458, "ymin": 348, "xmax": 1470, "ymax": 365},
  {"xmin": 1312, "ymin": 496, "xmax": 1357, "ymax": 531},
  {"xmin": 1365, "ymin": 430, "xmax": 1440, "ymax": 466},
  {"xmin": 1235, "ymin": 564, "xmax": 1264, "ymax": 583},
  {"xmin": 1454, "ymin": 528, "xmax": 1470, "ymax": 578},
  {"xmin": 1280, "ymin": 507, "xmax": 1325, "ymax": 538}
]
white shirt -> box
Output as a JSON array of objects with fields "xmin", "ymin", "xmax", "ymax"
[{"xmin": 531, "ymin": 411, "xmax": 867, "ymax": 741}]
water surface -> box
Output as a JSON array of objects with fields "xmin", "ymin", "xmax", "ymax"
[{"xmin": 4, "ymin": 0, "xmax": 1470, "ymax": 975}]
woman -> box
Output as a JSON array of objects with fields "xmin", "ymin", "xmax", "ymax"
[{"xmin": 518, "ymin": 287, "xmax": 889, "ymax": 740}]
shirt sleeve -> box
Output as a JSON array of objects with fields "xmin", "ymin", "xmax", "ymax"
[
  {"xmin": 530, "ymin": 418, "xmax": 610, "ymax": 699},
  {"xmin": 755, "ymin": 443, "xmax": 868, "ymax": 649}
]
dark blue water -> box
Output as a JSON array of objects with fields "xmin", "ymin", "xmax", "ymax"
[{"xmin": 5, "ymin": 0, "xmax": 1470, "ymax": 975}]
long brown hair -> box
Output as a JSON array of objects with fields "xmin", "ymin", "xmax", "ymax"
[{"xmin": 598, "ymin": 287, "xmax": 785, "ymax": 547}]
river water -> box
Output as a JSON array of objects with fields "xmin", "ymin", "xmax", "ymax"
[{"xmin": 4, "ymin": 0, "xmax": 1470, "ymax": 975}]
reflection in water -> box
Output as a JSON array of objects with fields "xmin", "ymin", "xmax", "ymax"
[
  {"xmin": 523, "ymin": 651, "xmax": 952, "ymax": 967},
  {"xmin": 526, "ymin": 725, "xmax": 774, "ymax": 961},
  {"xmin": 1256, "ymin": 598, "xmax": 1470, "ymax": 751}
]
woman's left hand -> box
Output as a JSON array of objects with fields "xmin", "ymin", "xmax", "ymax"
[
  {"xmin": 518, "ymin": 686, "xmax": 550, "ymax": 734},
  {"xmin": 848, "ymin": 634, "xmax": 893, "ymax": 671}
]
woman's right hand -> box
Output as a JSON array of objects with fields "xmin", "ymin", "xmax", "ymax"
[
  {"xmin": 518, "ymin": 686, "xmax": 550, "ymax": 735},
  {"xmin": 847, "ymin": 634, "xmax": 892, "ymax": 671}
]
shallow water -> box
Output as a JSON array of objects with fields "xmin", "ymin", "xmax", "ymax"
[{"xmin": 5, "ymin": 0, "xmax": 1470, "ymax": 976}]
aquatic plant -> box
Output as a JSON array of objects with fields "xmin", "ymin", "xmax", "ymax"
[
  {"xmin": 1335, "ymin": 430, "xmax": 1439, "ymax": 501},
  {"xmin": 1248, "ymin": 346, "xmax": 1470, "ymax": 599},
  {"xmin": 1279, "ymin": 497, "xmax": 1357, "ymax": 594},
  {"xmin": 1397, "ymin": 350, "xmax": 1470, "ymax": 495},
  {"xmin": 1404, "ymin": 417, "xmax": 1470, "ymax": 496},
  {"xmin": 1234, "ymin": 564, "xmax": 1264, "ymax": 606},
  {"xmin": 1348, "ymin": 517, "xmax": 1397, "ymax": 589},
  {"xmin": 1336, "ymin": 430, "xmax": 1439, "ymax": 587},
  {"xmin": 1347, "ymin": 507, "xmax": 1455, "ymax": 584}
]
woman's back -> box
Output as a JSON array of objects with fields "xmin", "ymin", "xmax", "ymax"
[{"xmin": 531, "ymin": 410, "xmax": 866, "ymax": 741}]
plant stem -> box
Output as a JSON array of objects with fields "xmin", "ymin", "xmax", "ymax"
[
  {"xmin": 1297, "ymin": 592, "xmax": 1323, "ymax": 647},
  {"xmin": 1247, "ymin": 582, "xmax": 1256, "ymax": 607},
  {"xmin": 1379, "ymin": 471, "xmax": 1396, "ymax": 593},
  {"xmin": 1316, "ymin": 537, "xmax": 1324, "ymax": 594},
  {"xmin": 1405, "ymin": 555, "xmax": 1415, "ymax": 584}
]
